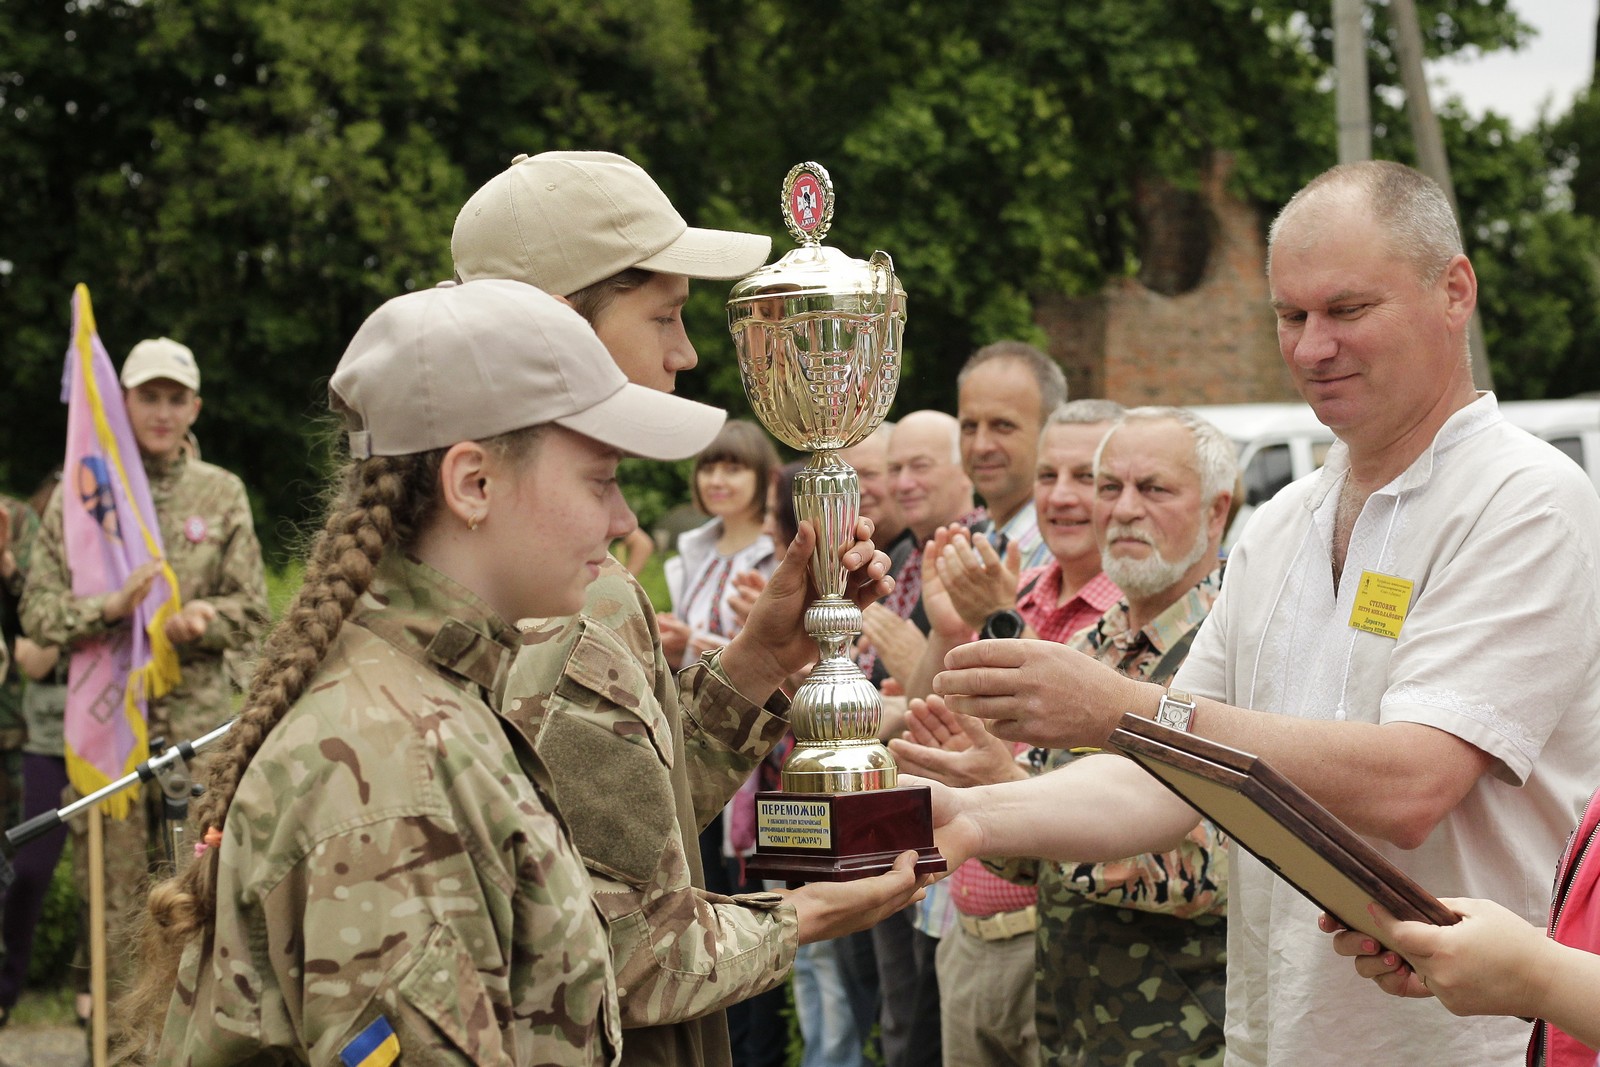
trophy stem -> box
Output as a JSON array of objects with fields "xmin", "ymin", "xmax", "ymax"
[{"xmin": 784, "ymin": 452, "xmax": 897, "ymax": 794}]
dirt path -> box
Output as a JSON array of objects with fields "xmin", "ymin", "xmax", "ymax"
[{"xmin": 0, "ymin": 1023, "xmax": 88, "ymax": 1067}]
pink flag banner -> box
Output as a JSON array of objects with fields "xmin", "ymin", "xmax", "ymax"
[{"xmin": 60, "ymin": 284, "xmax": 182, "ymax": 817}]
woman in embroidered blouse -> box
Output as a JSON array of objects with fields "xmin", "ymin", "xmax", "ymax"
[{"xmin": 660, "ymin": 419, "xmax": 780, "ymax": 668}]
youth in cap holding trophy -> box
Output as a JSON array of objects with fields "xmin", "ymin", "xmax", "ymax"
[
  {"xmin": 121, "ymin": 279, "xmax": 730, "ymax": 1064},
  {"xmin": 453, "ymin": 151, "xmax": 927, "ymax": 1066}
]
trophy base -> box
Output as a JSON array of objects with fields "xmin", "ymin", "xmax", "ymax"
[{"xmin": 743, "ymin": 784, "xmax": 946, "ymax": 885}]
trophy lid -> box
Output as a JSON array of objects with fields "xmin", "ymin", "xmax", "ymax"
[
  {"xmin": 727, "ymin": 162, "xmax": 906, "ymax": 307},
  {"xmin": 727, "ymin": 162, "xmax": 906, "ymax": 454}
]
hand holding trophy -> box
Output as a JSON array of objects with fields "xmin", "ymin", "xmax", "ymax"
[{"xmin": 728, "ymin": 162, "xmax": 944, "ymax": 882}]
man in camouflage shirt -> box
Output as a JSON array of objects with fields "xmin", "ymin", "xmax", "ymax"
[
  {"xmin": 162, "ymin": 551, "xmax": 623, "ymax": 1067},
  {"xmin": 1019, "ymin": 408, "xmax": 1235, "ymax": 1067},
  {"xmin": 0, "ymin": 491, "xmax": 41, "ymax": 827},
  {"xmin": 21, "ymin": 336, "xmax": 267, "ymax": 999},
  {"xmin": 455, "ymin": 152, "xmax": 923, "ymax": 1067},
  {"xmin": 897, "ymin": 408, "xmax": 1237, "ymax": 1066}
]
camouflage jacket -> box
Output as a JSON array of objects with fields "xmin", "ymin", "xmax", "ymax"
[
  {"xmin": 159, "ymin": 551, "xmax": 621, "ymax": 1067},
  {"xmin": 0, "ymin": 492, "xmax": 42, "ymax": 741},
  {"xmin": 505, "ymin": 556, "xmax": 799, "ymax": 1067},
  {"xmin": 21, "ymin": 454, "xmax": 268, "ymax": 742}
]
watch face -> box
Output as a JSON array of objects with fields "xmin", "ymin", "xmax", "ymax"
[
  {"xmin": 984, "ymin": 610, "xmax": 1025, "ymax": 640},
  {"xmin": 1155, "ymin": 695, "xmax": 1194, "ymax": 731}
]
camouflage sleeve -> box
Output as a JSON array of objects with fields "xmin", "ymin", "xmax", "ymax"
[
  {"xmin": 19, "ymin": 486, "xmax": 117, "ymax": 648},
  {"xmin": 504, "ymin": 593, "xmax": 799, "ymax": 1028},
  {"xmin": 292, "ymin": 818, "xmax": 611, "ymax": 1066},
  {"xmin": 195, "ymin": 477, "xmax": 267, "ymax": 654},
  {"xmin": 178, "ymin": 813, "xmax": 606, "ymax": 1067},
  {"xmin": 592, "ymin": 855, "xmax": 800, "ymax": 1026},
  {"xmin": 678, "ymin": 654, "xmax": 791, "ymax": 830},
  {"xmin": 2, "ymin": 498, "xmax": 40, "ymax": 598}
]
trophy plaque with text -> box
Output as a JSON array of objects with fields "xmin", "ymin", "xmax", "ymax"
[{"xmin": 728, "ymin": 162, "xmax": 943, "ymax": 882}]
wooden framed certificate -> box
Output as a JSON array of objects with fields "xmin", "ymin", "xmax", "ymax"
[{"xmin": 1107, "ymin": 714, "xmax": 1459, "ymax": 937}]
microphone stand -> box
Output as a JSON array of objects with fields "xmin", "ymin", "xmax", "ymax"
[
  {"xmin": 0, "ymin": 719, "xmax": 232, "ymax": 1067},
  {"xmin": 4, "ymin": 718, "xmax": 234, "ymax": 864}
]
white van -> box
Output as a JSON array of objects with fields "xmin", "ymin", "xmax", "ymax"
[{"xmin": 1190, "ymin": 397, "xmax": 1600, "ymax": 546}]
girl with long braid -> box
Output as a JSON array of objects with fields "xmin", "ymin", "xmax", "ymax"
[{"xmin": 119, "ymin": 279, "xmax": 726, "ymax": 1066}]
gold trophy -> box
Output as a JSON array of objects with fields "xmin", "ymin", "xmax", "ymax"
[{"xmin": 728, "ymin": 162, "xmax": 943, "ymax": 881}]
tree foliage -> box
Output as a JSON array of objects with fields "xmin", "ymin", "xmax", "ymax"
[{"xmin": 0, "ymin": 0, "xmax": 1589, "ymax": 559}]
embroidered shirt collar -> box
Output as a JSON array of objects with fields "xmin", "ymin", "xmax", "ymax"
[
  {"xmin": 355, "ymin": 551, "xmax": 518, "ymax": 701},
  {"xmin": 1307, "ymin": 392, "xmax": 1501, "ymax": 511}
]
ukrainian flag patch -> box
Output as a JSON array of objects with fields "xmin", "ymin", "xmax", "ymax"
[{"xmin": 340, "ymin": 1015, "xmax": 399, "ymax": 1067}]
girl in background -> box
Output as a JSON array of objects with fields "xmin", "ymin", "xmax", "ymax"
[{"xmin": 659, "ymin": 420, "xmax": 780, "ymax": 668}]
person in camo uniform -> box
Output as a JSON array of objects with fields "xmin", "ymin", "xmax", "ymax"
[
  {"xmin": 1017, "ymin": 409, "xmax": 1234, "ymax": 1067},
  {"xmin": 0, "ymin": 489, "xmax": 41, "ymax": 827},
  {"xmin": 20, "ymin": 335, "xmax": 269, "ymax": 1015},
  {"xmin": 454, "ymin": 151, "xmax": 928, "ymax": 1067},
  {"xmin": 120, "ymin": 279, "xmax": 735, "ymax": 1065}
]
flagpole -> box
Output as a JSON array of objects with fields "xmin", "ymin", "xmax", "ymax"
[{"xmin": 88, "ymin": 806, "xmax": 108, "ymax": 1067}]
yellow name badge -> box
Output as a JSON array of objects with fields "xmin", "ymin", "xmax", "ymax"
[{"xmin": 1349, "ymin": 570, "xmax": 1415, "ymax": 639}]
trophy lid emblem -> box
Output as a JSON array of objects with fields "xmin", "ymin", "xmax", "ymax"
[{"xmin": 783, "ymin": 162, "xmax": 835, "ymax": 245}]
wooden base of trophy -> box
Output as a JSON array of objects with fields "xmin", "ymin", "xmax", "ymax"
[{"xmin": 742, "ymin": 784, "xmax": 947, "ymax": 884}]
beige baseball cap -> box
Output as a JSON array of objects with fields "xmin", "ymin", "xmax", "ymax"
[
  {"xmin": 330, "ymin": 279, "xmax": 725, "ymax": 461},
  {"xmin": 451, "ymin": 150, "xmax": 772, "ymax": 296},
  {"xmin": 122, "ymin": 337, "xmax": 201, "ymax": 392}
]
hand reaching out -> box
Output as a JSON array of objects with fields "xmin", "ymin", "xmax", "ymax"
[
  {"xmin": 888, "ymin": 695, "xmax": 1029, "ymax": 787},
  {"xmin": 780, "ymin": 851, "xmax": 934, "ymax": 944}
]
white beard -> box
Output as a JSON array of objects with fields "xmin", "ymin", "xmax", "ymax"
[{"xmin": 1100, "ymin": 519, "xmax": 1211, "ymax": 599}]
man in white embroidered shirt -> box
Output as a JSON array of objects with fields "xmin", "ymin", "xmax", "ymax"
[{"xmin": 921, "ymin": 160, "xmax": 1600, "ymax": 1066}]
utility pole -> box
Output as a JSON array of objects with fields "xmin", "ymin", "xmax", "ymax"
[
  {"xmin": 1390, "ymin": 0, "xmax": 1494, "ymax": 389},
  {"xmin": 1334, "ymin": 0, "xmax": 1372, "ymax": 162}
]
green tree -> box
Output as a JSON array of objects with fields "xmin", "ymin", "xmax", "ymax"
[
  {"xmin": 0, "ymin": 0, "xmax": 714, "ymax": 555},
  {"xmin": 0, "ymin": 0, "xmax": 1580, "ymax": 561}
]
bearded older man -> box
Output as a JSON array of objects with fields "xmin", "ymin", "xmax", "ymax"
[{"xmin": 896, "ymin": 406, "xmax": 1236, "ymax": 1066}]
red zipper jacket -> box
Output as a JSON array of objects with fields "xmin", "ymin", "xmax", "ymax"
[{"xmin": 1530, "ymin": 786, "xmax": 1600, "ymax": 1066}]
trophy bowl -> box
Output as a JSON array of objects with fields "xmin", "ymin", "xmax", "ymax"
[{"xmin": 730, "ymin": 245, "xmax": 903, "ymax": 454}]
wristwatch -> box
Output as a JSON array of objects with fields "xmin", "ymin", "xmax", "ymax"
[
  {"xmin": 1153, "ymin": 687, "xmax": 1197, "ymax": 732},
  {"xmin": 979, "ymin": 608, "xmax": 1026, "ymax": 640}
]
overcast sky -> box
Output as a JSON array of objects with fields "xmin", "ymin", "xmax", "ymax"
[{"xmin": 1428, "ymin": 0, "xmax": 1595, "ymax": 129}]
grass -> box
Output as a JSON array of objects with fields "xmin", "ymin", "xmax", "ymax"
[
  {"xmin": 9, "ymin": 985, "xmax": 77, "ymax": 1028},
  {"xmin": 632, "ymin": 548, "xmax": 670, "ymax": 613},
  {"xmin": 265, "ymin": 559, "xmax": 303, "ymax": 620}
]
